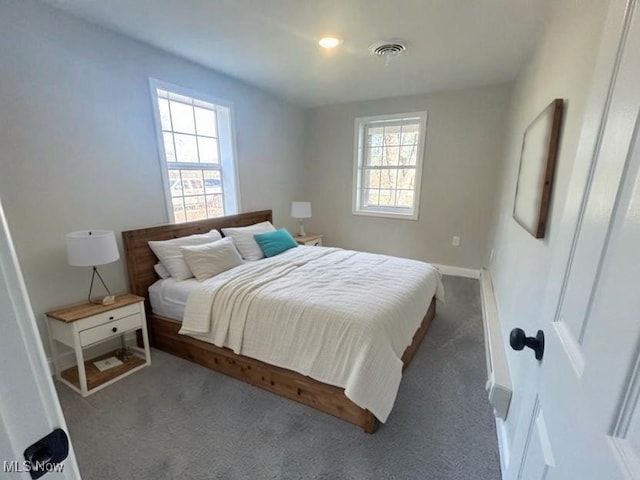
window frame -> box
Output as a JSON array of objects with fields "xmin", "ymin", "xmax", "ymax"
[
  {"xmin": 149, "ymin": 78, "xmax": 241, "ymax": 223},
  {"xmin": 352, "ymin": 111, "xmax": 427, "ymax": 221}
]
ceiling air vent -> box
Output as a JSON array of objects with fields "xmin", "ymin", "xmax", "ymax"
[{"xmin": 369, "ymin": 41, "xmax": 407, "ymax": 57}]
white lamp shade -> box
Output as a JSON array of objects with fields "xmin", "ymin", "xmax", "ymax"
[
  {"xmin": 66, "ymin": 230, "xmax": 120, "ymax": 267},
  {"xmin": 291, "ymin": 201, "xmax": 312, "ymax": 219}
]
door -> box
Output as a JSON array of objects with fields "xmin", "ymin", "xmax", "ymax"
[
  {"xmin": 0, "ymin": 198, "xmax": 81, "ymax": 479},
  {"xmin": 511, "ymin": 1, "xmax": 640, "ymax": 478}
]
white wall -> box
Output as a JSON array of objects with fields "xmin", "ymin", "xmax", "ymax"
[
  {"xmin": 485, "ymin": 0, "xmax": 609, "ymax": 462},
  {"xmin": 0, "ymin": 0, "xmax": 306, "ymax": 353},
  {"xmin": 304, "ymin": 84, "xmax": 512, "ymax": 269}
]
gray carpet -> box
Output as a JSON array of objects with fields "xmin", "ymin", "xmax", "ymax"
[{"xmin": 57, "ymin": 276, "xmax": 501, "ymax": 479}]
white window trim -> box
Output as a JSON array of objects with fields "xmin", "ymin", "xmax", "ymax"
[
  {"xmin": 352, "ymin": 111, "xmax": 428, "ymax": 221},
  {"xmin": 148, "ymin": 78, "xmax": 241, "ymax": 223}
]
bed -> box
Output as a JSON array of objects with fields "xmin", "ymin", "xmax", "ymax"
[{"xmin": 122, "ymin": 210, "xmax": 442, "ymax": 432}]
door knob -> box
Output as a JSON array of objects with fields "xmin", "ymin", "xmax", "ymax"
[
  {"xmin": 510, "ymin": 328, "xmax": 544, "ymax": 360},
  {"xmin": 24, "ymin": 428, "xmax": 69, "ymax": 480}
]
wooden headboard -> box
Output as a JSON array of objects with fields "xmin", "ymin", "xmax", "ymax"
[{"xmin": 122, "ymin": 210, "xmax": 272, "ymax": 311}]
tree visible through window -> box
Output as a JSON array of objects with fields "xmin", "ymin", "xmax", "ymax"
[
  {"xmin": 150, "ymin": 80, "xmax": 238, "ymax": 223},
  {"xmin": 353, "ymin": 112, "xmax": 427, "ymax": 220}
]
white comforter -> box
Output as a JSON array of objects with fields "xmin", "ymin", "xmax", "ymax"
[{"xmin": 179, "ymin": 246, "xmax": 444, "ymax": 422}]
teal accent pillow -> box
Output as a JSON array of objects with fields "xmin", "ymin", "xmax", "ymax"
[{"xmin": 254, "ymin": 228, "xmax": 298, "ymax": 257}]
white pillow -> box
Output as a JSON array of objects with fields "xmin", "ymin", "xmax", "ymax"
[
  {"xmin": 154, "ymin": 263, "xmax": 171, "ymax": 279},
  {"xmin": 148, "ymin": 230, "xmax": 222, "ymax": 281},
  {"xmin": 221, "ymin": 221, "xmax": 276, "ymax": 261},
  {"xmin": 180, "ymin": 237, "xmax": 243, "ymax": 281}
]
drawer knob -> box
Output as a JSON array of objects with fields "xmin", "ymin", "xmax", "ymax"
[
  {"xmin": 109, "ymin": 316, "xmax": 115, "ymax": 320},
  {"xmin": 112, "ymin": 327, "xmax": 118, "ymax": 333}
]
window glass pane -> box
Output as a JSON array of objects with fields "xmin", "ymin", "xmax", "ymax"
[
  {"xmin": 366, "ymin": 126, "xmax": 384, "ymax": 147},
  {"xmin": 382, "ymin": 146, "xmax": 399, "ymax": 166},
  {"xmin": 169, "ymin": 101, "xmax": 196, "ymax": 134},
  {"xmin": 397, "ymin": 168, "xmax": 416, "ymax": 189},
  {"xmin": 198, "ymin": 137, "xmax": 219, "ymax": 164},
  {"xmin": 194, "ymin": 107, "xmax": 217, "ymax": 137},
  {"xmin": 168, "ymin": 170, "xmax": 182, "ymax": 197},
  {"xmin": 399, "ymin": 145, "xmax": 417, "ymax": 166},
  {"xmin": 397, "ymin": 190, "xmax": 414, "ymax": 208},
  {"xmin": 379, "ymin": 169, "xmax": 398, "ymax": 191},
  {"xmin": 378, "ymin": 189, "xmax": 395, "ymax": 206},
  {"xmin": 172, "ymin": 197, "xmax": 186, "ymax": 223},
  {"xmin": 384, "ymin": 125, "xmax": 401, "ymax": 146},
  {"xmin": 163, "ymin": 132, "xmax": 176, "ymax": 163},
  {"xmin": 365, "ymin": 147, "xmax": 382, "ymax": 166},
  {"xmin": 180, "ymin": 170, "xmax": 204, "ymax": 196},
  {"xmin": 354, "ymin": 114, "xmax": 424, "ymax": 218},
  {"xmin": 401, "ymin": 124, "xmax": 419, "ymax": 145},
  {"xmin": 158, "ymin": 98, "xmax": 172, "ymax": 131},
  {"xmin": 203, "ymin": 170, "xmax": 222, "ymax": 194},
  {"xmin": 363, "ymin": 189, "xmax": 379, "ymax": 207},
  {"xmin": 364, "ymin": 169, "xmax": 381, "ymax": 190},
  {"xmin": 206, "ymin": 194, "xmax": 224, "ymax": 217},
  {"xmin": 153, "ymin": 83, "xmax": 239, "ymax": 223},
  {"xmin": 174, "ymin": 134, "xmax": 198, "ymax": 163},
  {"xmin": 184, "ymin": 195, "xmax": 207, "ymax": 222}
]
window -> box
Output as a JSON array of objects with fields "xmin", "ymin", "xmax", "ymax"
[
  {"xmin": 150, "ymin": 80, "xmax": 239, "ymax": 223},
  {"xmin": 353, "ymin": 112, "xmax": 427, "ymax": 220}
]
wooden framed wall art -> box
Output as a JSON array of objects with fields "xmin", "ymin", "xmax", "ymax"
[{"xmin": 513, "ymin": 98, "xmax": 564, "ymax": 238}]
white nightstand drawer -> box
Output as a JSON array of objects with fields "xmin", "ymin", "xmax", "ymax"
[
  {"xmin": 304, "ymin": 238, "xmax": 322, "ymax": 246},
  {"xmin": 79, "ymin": 302, "xmax": 141, "ymax": 330},
  {"xmin": 79, "ymin": 313, "xmax": 142, "ymax": 347}
]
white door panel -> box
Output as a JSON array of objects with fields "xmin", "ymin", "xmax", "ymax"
[
  {"xmin": 612, "ymin": 357, "xmax": 640, "ymax": 478},
  {"xmin": 511, "ymin": 1, "xmax": 640, "ymax": 479},
  {"xmin": 557, "ymin": 108, "xmax": 639, "ymax": 345},
  {"xmin": 0, "ymin": 198, "xmax": 80, "ymax": 478},
  {"xmin": 518, "ymin": 398, "xmax": 556, "ymax": 479},
  {"xmin": 556, "ymin": 52, "xmax": 640, "ymax": 345}
]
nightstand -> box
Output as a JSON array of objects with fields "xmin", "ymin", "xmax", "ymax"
[
  {"xmin": 46, "ymin": 294, "xmax": 150, "ymax": 396},
  {"xmin": 295, "ymin": 233, "xmax": 323, "ymax": 246}
]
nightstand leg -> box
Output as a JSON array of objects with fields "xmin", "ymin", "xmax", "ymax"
[
  {"xmin": 49, "ymin": 340, "xmax": 61, "ymax": 379},
  {"xmin": 44, "ymin": 318, "xmax": 61, "ymax": 379},
  {"xmin": 72, "ymin": 336, "xmax": 88, "ymax": 396},
  {"xmin": 140, "ymin": 320, "xmax": 151, "ymax": 366}
]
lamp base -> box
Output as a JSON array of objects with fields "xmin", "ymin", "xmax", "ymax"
[
  {"xmin": 297, "ymin": 220, "xmax": 306, "ymax": 237},
  {"xmin": 101, "ymin": 295, "xmax": 115, "ymax": 305},
  {"xmin": 88, "ymin": 266, "xmax": 115, "ymax": 305},
  {"xmin": 89, "ymin": 295, "xmax": 115, "ymax": 306}
]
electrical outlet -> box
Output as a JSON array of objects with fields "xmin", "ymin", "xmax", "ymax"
[{"xmin": 452, "ymin": 236, "xmax": 461, "ymax": 247}]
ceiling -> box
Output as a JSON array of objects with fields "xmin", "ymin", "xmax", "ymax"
[{"xmin": 43, "ymin": 0, "xmax": 551, "ymax": 107}]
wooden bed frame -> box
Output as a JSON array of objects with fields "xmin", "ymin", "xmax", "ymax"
[{"xmin": 122, "ymin": 210, "xmax": 436, "ymax": 433}]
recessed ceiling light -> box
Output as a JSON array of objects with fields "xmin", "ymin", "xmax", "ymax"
[{"xmin": 318, "ymin": 37, "xmax": 342, "ymax": 49}]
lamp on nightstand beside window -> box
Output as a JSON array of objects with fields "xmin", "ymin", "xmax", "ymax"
[
  {"xmin": 66, "ymin": 230, "xmax": 120, "ymax": 305},
  {"xmin": 291, "ymin": 201, "xmax": 312, "ymax": 237}
]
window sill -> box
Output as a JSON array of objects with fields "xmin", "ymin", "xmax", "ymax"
[{"xmin": 352, "ymin": 209, "xmax": 419, "ymax": 221}]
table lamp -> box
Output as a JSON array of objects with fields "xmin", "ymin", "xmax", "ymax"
[
  {"xmin": 66, "ymin": 230, "xmax": 119, "ymax": 305},
  {"xmin": 291, "ymin": 201, "xmax": 312, "ymax": 237}
]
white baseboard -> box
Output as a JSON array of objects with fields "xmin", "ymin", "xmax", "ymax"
[
  {"xmin": 480, "ymin": 268, "xmax": 512, "ymax": 478},
  {"xmin": 432, "ymin": 264, "xmax": 480, "ymax": 279},
  {"xmin": 479, "ymin": 269, "xmax": 512, "ymax": 419}
]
